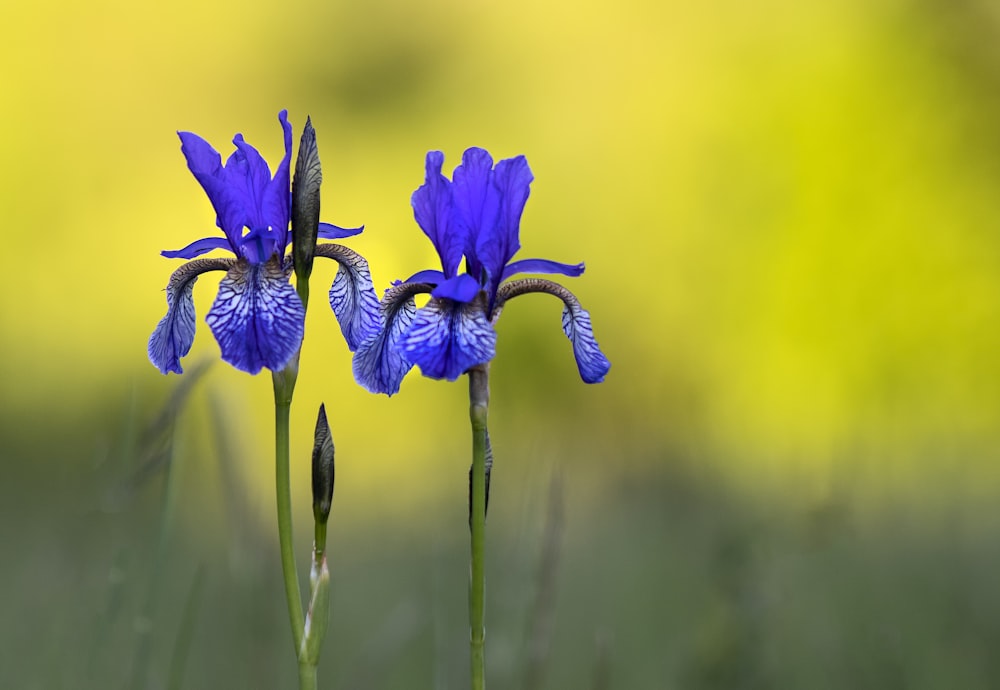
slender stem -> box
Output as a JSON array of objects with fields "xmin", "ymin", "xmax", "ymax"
[
  {"xmin": 273, "ymin": 386, "xmax": 304, "ymax": 652},
  {"xmin": 468, "ymin": 363, "xmax": 490, "ymax": 690},
  {"xmin": 298, "ymin": 663, "xmax": 317, "ymax": 690}
]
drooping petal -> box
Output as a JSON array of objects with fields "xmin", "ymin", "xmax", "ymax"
[
  {"xmin": 430, "ymin": 273, "xmax": 481, "ymax": 303},
  {"xmin": 353, "ymin": 283, "xmax": 429, "ymax": 395},
  {"xmin": 316, "ymin": 244, "xmax": 381, "ymax": 351},
  {"xmin": 494, "ymin": 277, "xmax": 610, "ymax": 383},
  {"xmin": 451, "ymin": 147, "xmax": 499, "ymax": 281},
  {"xmin": 401, "ymin": 296, "xmax": 497, "ymax": 381},
  {"xmin": 561, "ymin": 301, "xmax": 611, "ymax": 384},
  {"xmin": 318, "ymin": 223, "xmax": 364, "ymax": 239},
  {"xmin": 476, "ymin": 154, "xmax": 532, "ymax": 286},
  {"xmin": 205, "ymin": 257, "xmax": 304, "ymax": 374},
  {"xmin": 501, "ymin": 258, "xmax": 585, "ymax": 282},
  {"xmin": 161, "ymin": 236, "xmax": 233, "ymax": 260},
  {"xmin": 412, "ymin": 151, "xmax": 464, "ymax": 277},
  {"xmin": 148, "ymin": 258, "xmax": 234, "ymax": 374}
]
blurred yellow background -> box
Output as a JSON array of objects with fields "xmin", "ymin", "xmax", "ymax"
[
  {"xmin": 4, "ymin": 0, "xmax": 1000, "ymax": 497},
  {"xmin": 4, "ymin": 0, "xmax": 1000, "ymax": 687}
]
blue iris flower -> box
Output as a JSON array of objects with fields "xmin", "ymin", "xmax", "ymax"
[
  {"xmin": 149, "ymin": 110, "xmax": 378, "ymax": 375},
  {"xmin": 354, "ymin": 147, "xmax": 610, "ymax": 395}
]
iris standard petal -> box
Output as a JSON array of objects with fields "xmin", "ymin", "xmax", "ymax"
[
  {"xmin": 161, "ymin": 236, "xmax": 233, "ymax": 260},
  {"xmin": 352, "ymin": 285, "xmax": 424, "ymax": 395},
  {"xmin": 261, "ymin": 109, "xmax": 293, "ymax": 249},
  {"xmin": 401, "ymin": 296, "xmax": 497, "ymax": 381},
  {"xmin": 430, "ymin": 273, "xmax": 480, "ymax": 303},
  {"xmin": 501, "ymin": 258, "xmax": 585, "ymax": 282},
  {"xmin": 476, "ymin": 155, "xmax": 533, "ymax": 284},
  {"xmin": 178, "ymin": 132, "xmax": 244, "ymax": 250},
  {"xmin": 561, "ymin": 301, "xmax": 611, "ymax": 384},
  {"xmin": 148, "ymin": 258, "xmax": 233, "ymax": 374},
  {"xmin": 227, "ymin": 133, "xmax": 274, "ymax": 229},
  {"xmin": 318, "ymin": 223, "xmax": 364, "ymax": 239},
  {"xmin": 205, "ymin": 257, "xmax": 305, "ymax": 374},
  {"xmin": 412, "ymin": 151, "xmax": 464, "ymax": 277},
  {"xmin": 451, "ymin": 147, "xmax": 499, "ymax": 280},
  {"xmin": 316, "ymin": 244, "xmax": 381, "ymax": 351}
]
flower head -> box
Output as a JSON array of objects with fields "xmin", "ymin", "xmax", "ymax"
[
  {"xmin": 149, "ymin": 111, "xmax": 377, "ymax": 375},
  {"xmin": 354, "ymin": 147, "xmax": 610, "ymax": 394}
]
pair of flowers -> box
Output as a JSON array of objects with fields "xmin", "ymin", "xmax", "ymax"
[{"xmin": 149, "ymin": 111, "xmax": 610, "ymax": 391}]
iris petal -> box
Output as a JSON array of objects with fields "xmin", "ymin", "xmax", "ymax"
[
  {"xmin": 501, "ymin": 258, "xmax": 585, "ymax": 282},
  {"xmin": 401, "ymin": 297, "xmax": 497, "ymax": 381},
  {"xmin": 148, "ymin": 258, "xmax": 233, "ymax": 374},
  {"xmin": 227, "ymin": 133, "xmax": 274, "ymax": 232},
  {"xmin": 353, "ymin": 286, "xmax": 423, "ymax": 395},
  {"xmin": 404, "ymin": 269, "xmax": 446, "ymax": 284},
  {"xmin": 494, "ymin": 277, "xmax": 610, "ymax": 384},
  {"xmin": 318, "ymin": 223, "xmax": 364, "ymax": 239},
  {"xmin": 178, "ymin": 132, "xmax": 243, "ymax": 250},
  {"xmin": 412, "ymin": 151, "xmax": 464, "ymax": 277},
  {"xmin": 451, "ymin": 147, "xmax": 499, "ymax": 281},
  {"xmin": 431, "ymin": 273, "xmax": 480, "ymax": 303},
  {"xmin": 161, "ymin": 237, "xmax": 233, "ymax": 260},
  {"xmin": 205, "ymin": 258, "xmax": 304, "ymax": 374},
  {"xmin": 476, "ymin": 154, "xmax": 532, "ymax": 287},
  {"xmin": 317, "ymin": 244, "xmax": 381, "ymax": 351},
  {"xmin": 561, "ymin": 301, "xmax": 611, "ymax": 384},
  {"xmin": 262, "ymin": 109, "xmax": 293, "ymax": 249}
]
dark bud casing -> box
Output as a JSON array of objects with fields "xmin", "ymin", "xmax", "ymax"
[
  {"xmin": 312, "ymin": 403, "xmax": 335, "ymax": 524},
  {"xmin": 292, "ymin": 117, "xmax": 323, "ymax": 282}
]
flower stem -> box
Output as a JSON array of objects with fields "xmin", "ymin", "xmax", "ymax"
[
  {"xmin": 468, "ymin": 363, "xmax": 490, "ymax": 690},
  {"xmin": 272, "ymin": 378, "xmax": 304, "ymax": 652}
]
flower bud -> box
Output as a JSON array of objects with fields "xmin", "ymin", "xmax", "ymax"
[
  {"xmin": 311, "ymin": 403, "xmax": 335, "ymax": 525},
  {"xmin": 292, "ymin": 116, "xmax": 322, "ymax": 282}
]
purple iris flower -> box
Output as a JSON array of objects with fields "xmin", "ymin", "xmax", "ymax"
[
  {"xmin": 149, "ymin": 110, "xmax": 378, "ymax": 375},
  {"xmin": 354, "ymin": 147, "xmax": 610, "ymax": 395}
]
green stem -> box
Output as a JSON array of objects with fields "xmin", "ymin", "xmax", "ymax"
[
  {"xmin": 273, "ymin": 384, "xmax": 304, "ymax": 652},
  {"xmin": 298, "ymin": 663, "xmax": 317, "ymax": 690},
  {"xmin": 468, "ymin": 363, "xmax": 490, "ymax": 690}
]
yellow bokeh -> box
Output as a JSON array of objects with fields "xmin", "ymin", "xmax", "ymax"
[{"xmin": 3, "ymin": 0, "xmax": 1000, "ymax": 515}]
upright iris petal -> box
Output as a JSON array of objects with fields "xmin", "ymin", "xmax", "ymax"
[
  {"xmin": 476, "ymin": 154, "xmax": 532, "ymax": 294},
  {"xmin": 451, "ymin": 147, "xmax": 499, "ymax": 282},
  {"xmin": 412, "ymin": 151, "xmax": 464, "ymax": 279}
]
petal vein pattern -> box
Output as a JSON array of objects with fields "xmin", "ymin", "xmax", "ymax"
[
  {"xmin": 353, "ymin": 292, "xmax": 419, "ymax": 395},
  {"xmin": 561, "ymin": 301, "xmax": 611, "ymax": 383},
  {"xmin": 317, "ymin": 244, "xmax": 380, "ymax": 351},
  {"xmin": 401, "ymin": 298, "xmax": 497, "ymax": 381},
  {"xmin": 206, "ymin": 258, "xmax": 305, "ymax": 374},
  {"xmin": 148, "ymin": 258, "xmax": 233, "ymax": 374},
  {"xmin": 495, "ymin": 277, "xmax": 610, "ymax": 384}
]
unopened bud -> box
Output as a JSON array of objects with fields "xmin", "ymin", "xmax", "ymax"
[
  {"xmin": 292, "ymin": 116, "xmax": 322, "ymax": 282},
  {"xmin": 311, "ymin": 403, "xmax": 335, "ymax": 525}
]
